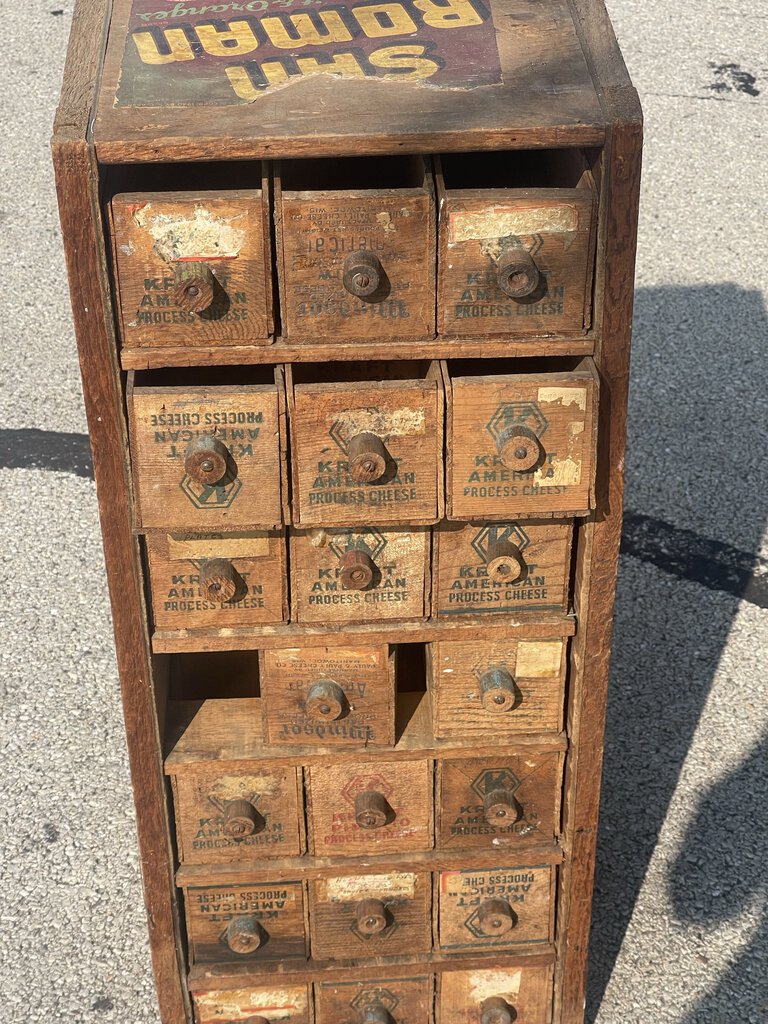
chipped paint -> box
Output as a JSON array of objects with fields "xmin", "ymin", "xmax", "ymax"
[
  {"xmin": 167, "ymin": 533, "xmax": 271, "ymax": 560},
  {"xmin": 467, "ymin": 970, "xmax": 523, "ymax": 1001},
  {"xmin": 448, "ymin": 205, "xmax": 579, "ymax": 243},
  {"xmin": 332, "ymin": 407, "xmax": 426, "ymax": 439},
  {"xmin": 538, "ymin": 456, "xmax": 582, "ymax": 487},
  {"xmin": 320, "ymin": 872, "xmax": 418, "ymax": 902},
  {"xmin": 194, "ymin": 986, "xmax": 307, "ymax": 1021},
  {"xmin": 206, "ymin": 772, "xmax": 282, "ymax": 804},
  {"xmin": 537, "ymin": 386, "xmax": 587, "ymax": 410},
  {"xmin": 516, "ymin": 641, "xmax": 563, "ymax": 678},
  {"xmin": 376, "ymin": 211, "xmax": 395, "ymax": 233},
  {"xmin": 133, "ymin": 203, "xmax": 247, "ymax": 262}
]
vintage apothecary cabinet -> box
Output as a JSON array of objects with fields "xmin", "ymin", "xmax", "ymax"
[{"xmin": 52, "ymin": 0, "xmax": 641, "ymax": 1021}]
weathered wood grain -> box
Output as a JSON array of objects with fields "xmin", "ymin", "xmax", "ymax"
[
  {"xmin": 192, "ymin": 984, "xmax": 311, "ymax": 1024},
  {"xmin": 438, "ymin": 964, "xmax": 554, "ymax": 1024}
]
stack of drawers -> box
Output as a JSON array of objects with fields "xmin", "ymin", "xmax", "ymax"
[{"xmin": 52, "ymin": 1, "xmax": 641, "ymax": 1022}]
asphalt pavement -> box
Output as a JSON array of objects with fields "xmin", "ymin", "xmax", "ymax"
[{"xmin": 1, "ymin": 1, "xmax": 767, "ymax": 1021}]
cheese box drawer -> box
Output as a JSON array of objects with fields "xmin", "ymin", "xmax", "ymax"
[
  {"xmin": 275, "ymin": 156, "xmax": 436, "ymax": 341},
  {"xmin": 433, "ymin": 521, "xmax": 573, "ymax": 618},
  {"xmin": 169, "ymin": 765, "xmax": 305, "ymax": 865},
  {"xmin": 308, "ymin": 871, "xmax": 431, "ymax": 960},
  {"xmin": 287, "ymin": 361, "xmax": 444, "ymax": 527},
  {"xmin": 146, "ymin": 531, "xmax": 288, "ymax": 632},
  {"xmin": 192, "ymin": 984, "xmax": 311, "ymax": 1024},
  {"xmin": 290, "ymin": 527, "xmax": 430, "ymax": 625},
  {"xmin": 436, "ymin": 754, "xmax": 563, "ymax": 850},
  {"xmin": 307, "ymin": 759, "xmax": 434, "ymax": 857},
  {"xmin": 436, "ymin": 149, "xmax": 596, "ymax": 337},
  {"xmin": 438, "ymin": 966, "xmax": 554, "ymax": 1024},
  {"xmin": 128, "ymin": 367, "xmax": 287, "ymax": 531},
  {"xmin": 428, "ymin": 637, "xmax": 568, "ymax": 739},
  {"xmin": 184, "ymin": 881, "xmax": 307, "ymax": 964},
  {"xmin": 110, "ymin": 180, "xmax": 273, "ymax": 352},
  {"xmin": 444, "ymin": 359, "xmax": 598, "ymax": 519},
  {"xmin": 314, "ymin": 977, "xmax": 433, "ymax": 1024},
  {"xmin": 260, "ymin": 645, "xmax": 395, "ymax": 747},
  {"xmin": 437, "ymin": 865, "xmax": 555, "ymax": 952}
]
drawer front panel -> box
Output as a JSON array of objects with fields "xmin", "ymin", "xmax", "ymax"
[
  {"xmin": 439, "ymin": 966, "xmax": 553, "ymax": 1024},
  {"xmin": 192, "ymin": 985, "xmax": 311, "ymax": 1024},
  {"xmin": 314, "ymin": 977, "xmax": 433, "ymax": 1024}
]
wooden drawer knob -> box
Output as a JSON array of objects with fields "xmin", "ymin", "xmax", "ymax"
[
  {"xmin": 306, "ymin": 681, "xmax": 347, "ymax": 721},
  {"xmin": 222, "ymin": 799, "xmax": 264, "ymax": 839},
  {"xmin": 496, "ymin": 247, "xmax": 540, "ymax": 298},
  {"xmin": 480, "ymin": 668, "xmax": 517, "ymax": 713},
  {"xmin": 355, "ymin": 897, "xmax": 389, "ymax": 936},
  {"xmin": 339, "ymin": 548, "xmax": 376, "ymax": 591},
  {"xmin": 348, "ymin": 432, "xmax": 388, "ymax": 483},
  {"xmin": 496, "ymin": 424, "xmax": 542, "ymax": 472},
  {"xmin": 355, "ymin": 790, "xmax": 391, "ymax": 829},
  {"xmin": 184, "ymin": 434, "xmax": 229, "ymax": 485},
  {"xmin": 476, "ymin": 898, "xmax": 516, "ymax": 936},
  {"xmin": 485, "ymin": 539, "xmax": 526, "ymax": 584},
  {"xmin": 225, "ymin": 915, "xmax": 265, "ymax": 954},
  {"xmin": 343, "ymin": 251, "xmax": 382, "ymax": 299},
  {"xmin": 243, "ymin": 1017, "xmax": 270, "ymax": 1024},
  {"xmin": 480, "ymin": 997, "xmax": 515, "ymax": 1024},
  {"xmin": 199, "ymin": 559, "xmax": 241, "ymax": 603},
  {"xmin": 357, "ymin": 1003, "xmax": 390, "ymax": 1024},
  {"xmin": 483, "ymin": 787, "xmax": 522, "ymax": 825},
  {"xmin": 173, "ymin": 261, "xmax": 216, "ymax": 312}
]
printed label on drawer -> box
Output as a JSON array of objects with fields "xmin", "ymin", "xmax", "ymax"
[{"xmin": 193, "ymin": 985, "xmax": 309, "ymax": 1024}]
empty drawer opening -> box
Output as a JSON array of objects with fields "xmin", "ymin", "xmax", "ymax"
[
  {"xmin": 438, "ymin": 149, "xmax": 590, "ymax": 190},
  {"xmin": 131, "ymin": 364, "xmax": 278, "ymax": 388},
  {"xmin": 290, "ymin": 360, "xmax": 435, "ymax": 386},
  {"xmin": 103, "ymin": 160, "xmax": 265, "ymax": 198},
  {"xmin": 279, "ymin": 155, "xmax": 428, "ymax": 193},
  {"xmin": 166, "ymin": 651, "xmax": 261, "ymax": 700},
  {"xmin": 446, "ymin": 356, "xmax": 592, "ymax": 379}
]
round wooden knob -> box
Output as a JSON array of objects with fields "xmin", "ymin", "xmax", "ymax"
[
  {"xmin": 485, "ymin": 540, "xmax": 526, "ymax": 584},
  {"xmin": 480, "ymin": 997, "xmax": 515, "ymax": 1024},
  {"xmin": 173, "ymin": 261, "xmax": 216, "ymax": 312},
  {"xmin": 476, "ymin": 898, "xmax": 516, "ymax": 936},
  {"xmin": 355, "ymin": 790, "xmax": 391, "ymax": 829},
  {"xmin": 199, "ymin": 559, "xmax": 240, "ymax": 603},
  {"xmin": 483, "ymin": 787, "xmax": 522, "ymax": 825},
  {"xmin": 222, "ymin": 799, "xmax": 263, "ymax": 839},
  {"xmin": 339, "ymin": 548, "xmax": 376, "ymax": 591},
  {"xmin": 343, "ymin": 251, "xmax": 382, "ymax": 298},
  {"xmin": 348, "ymin": 432, "xmax": 388, "ymax": 483},
  {"xmin": 243, "ymin": 1017, "xmax": 270, "ymax": 1024},
  {"xmin": 225, "ymin": 915, "xmax": 265, "ymax": 954},
  {"xmin": 497, "ymin": 247, "xmax": 540, "ymax": 298},
  {"xmin": 496, "ymin": 425, "xmax": 542, "ymax": 472},
  {"xmin": 480, "ymin": 668, "xmax": 517, "ymax": 713},
  {"xmin": 358, "ymin": 1005, "xmax": 390, "ymax": 1024},
  {"xmin": 184, "ymin": 434, "xmax": 229, "ymax": 486},
  {"xmin": 355, "ymin": 897, "xmax": 388, "ymax": 936},
  {"xmin": 306, "ymin": 681, "xmax": 347, "ymax": 721}
]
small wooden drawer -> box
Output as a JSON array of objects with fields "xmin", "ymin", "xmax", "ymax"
[
  {"xmin": 192, "ymin": 985, "xmax": 311, "ymax": 1024},
  {"xmin": 128, "ymin": 367, "xmax": 287, "ymax": 531},
  {"xmin": 287, "ymin": 361, "xmax": 444, "ymax": 527},
  {"xmin": 438, "ymin": 966, "xmax": 554, "ymax": 1024},
  {"xmin": 260, "ymin": 645, "xmax": 395, "ymax": 747},
  {"xmin": 436, "ymin": 149, "xmax": 596, "ymax": 337},
  {"xmin": 307, "ymin": 759, "xmax": 434, "ymax": 857},
  {"xmin": 437, "ymin": 865, "xmax": 555, "ymax": 952},
  {"xmin": 146, "ymin": 531, "xmax": 288, "ymax": 632},
  {"xmin": 433, "ymin": 521, "xmax": 573, "ymax": 618},
  {"xmin": 110, "ymin": 181, "xmax": 273, "ymax": 352},
  {"xmin": 290, "ymin": 527, "xmax": 430, "ymax": 625},
  {"xmin": 428, "ymin": 637, "xmax": 568, "ymax": 739},
  {"xmin": 169, "ymin": 765, "xmax": 305, "ymax": 865},
  {"xmin": 275, "ymin": 156, "xmax": 436, "ymax": 341},
  {"xmin": 436, "ymin": 753, "xmax": 564, "ymax": 850},
  {"xmin": 444, "ymin": 359, "xmax": 599, "ymax": 519},
  {"xmin": 309, "ymin": 871, "xmax": 431, "ymax": 960},
  {"xmin": 184, "ymin": 881, "xmax": 307, "ymax": 964},
  {"xmin": 314, "ymin": 977, "xmax": 433, "ymax": 1024}
]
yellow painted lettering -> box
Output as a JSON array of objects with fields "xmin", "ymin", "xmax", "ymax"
[
  {"xmin": 131, "ymin": 29, "xmax": 195, "ymax": 65},
  {"xmin": 196, "ymin": 21, "xmax": 259, "ymax": 57},
  {"xmin": 352, "ymin": 3, "xmax": 417, "ymax": 38},
  {"xmin": 225, "ymin": 65, "xmax": 265, "ymax": 99},
  {"xmin": 295, "ymin": 52, "xmax": 367, "ymax": 77},
  {"xmin": 262, "ymin": 12, "xmax": 353, "ymax": 49},
  {"xmin": 367, "ymin": 43, "xmax": 440, "ymax": 79},
  {"xmin": 412, "ymin": 0, "xmax": 484, "ymax": 29}
]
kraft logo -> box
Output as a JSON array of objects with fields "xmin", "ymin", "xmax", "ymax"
[
  {"xmin": 470, "ymin": 768, "xmax": 521, "ymax": 800},
  {"xmin": 471, "ymin": 524, "xmax": 530, "ymax": 563},
  {"xmin": 341, "ymin": 773, "xmax": 394, "ymax": 806},
  {"xmin": 329, "ymin": 528, "xmax": 387, "ymax": 562},
  {"xmin": 180, "ymin": 474, "xmax": 241, "ymax": 509},
  {"xmin": 486, "ymin": 401, "xmax": 548, "ymax": 446},
  {"xmin": 328, "ymin": 419, "xmax": 352, "ymax": 454},
  {"xmin": 350, "ymin": 988, "xmax": 399, "ymax": 1014}
]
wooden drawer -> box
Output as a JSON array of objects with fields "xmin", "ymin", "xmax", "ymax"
[
  {"xmin": 290, "ymin": 527, "xmax": 430, "ymax": 625},
  {"xmin": 433, "ymin": 521, "xmax": 572, "ymax": 618},
  {"xmin": 307, "ymin": 760, "xmax": 434, "ymax": 857},
  {"xmin": 275, "ymin": 156, "xmax": 436, "ymax": 341},
  {"xmin": 169, "ymin": 765, "xmax": 305, "ymax": 865},
  {"xmin": 287, "ymin": 361, "xmax": 444, "ymax": 527},
  {"xmin": 129, "ymin": 367, "xmax": 287, "ymax": 531},
  {"xmin": 260, "ymin": 645, "xmax": 395, "ymax": 747},
  {"xmin": 110, "ymin": 182, "xmax": 273, "ymax": 352},
  {"xmin": 436, "ymin": 149, "xmax": 596, "ymax": 337},
  {"xmin": 192, "ymin": 984, "xmax": 311, "ymax": 1024},
  {"xmin": 438, "ymin": 966, "xmax": 553, "ymax": 1024},
  {"xmin": 428, "ymin": 637, "xmax": 568, "ymax": 739},
  {"xmin": 146, "ymin": 531, "xmax": 288, "ymax": 632},
  {"xmin": 309, "ymin": 871, "xmax": 431, "ymax": 960},
  {"xmin": 314, "ymin": 977, "xmax": 433, "ymax": 1024},
  {"xmin": 436, "ymin": 753, "xmax": 563, "ymax": 850},
  {"xmin": 444, "ymin": 359, "xmax": 598, "ymax": 519},
  {"xmin": 184, "ymin": 881, "xmax": 307, "ymax": 964},
  {"xmin": 437, "ymin": 865, "xmax": 555, "ymax": 952}
]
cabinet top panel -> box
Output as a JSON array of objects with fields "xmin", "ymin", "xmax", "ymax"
[{"xmin": 92, "ymin": 0, "xmax": 616, "ymax": 161}]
